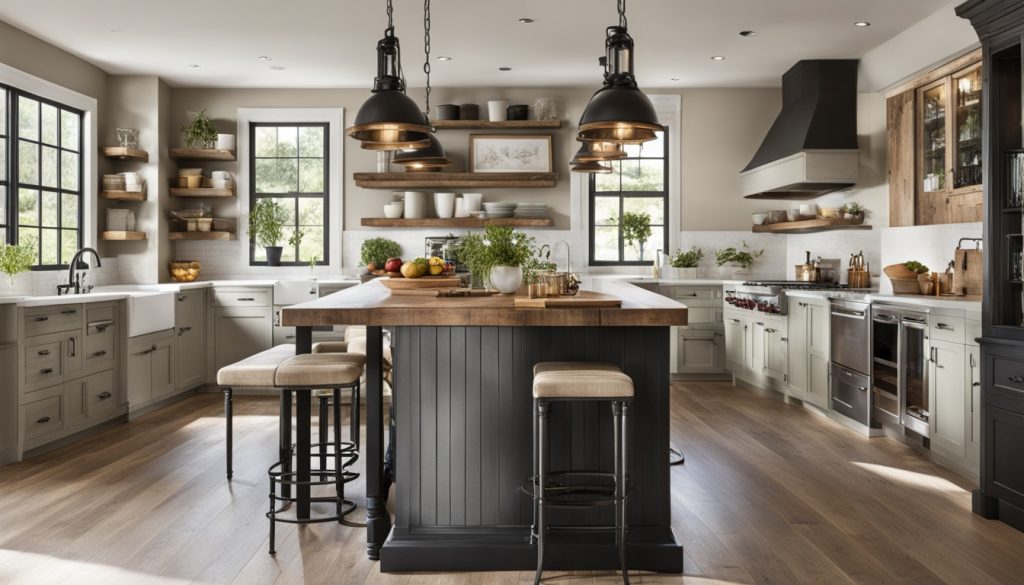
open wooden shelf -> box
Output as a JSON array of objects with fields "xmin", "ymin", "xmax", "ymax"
[
  {"xmin": 102, "ymin": 147, "xmax": 149, "ymax": 162},
  {"xmin": 168, "ymin": 231, "xmax": 236, "ymax": 241},
  {"xmin": 431, "ymin": 120, "xmax": 562, "ymax": 130},
  {"xmin": 354, "ymin": 172, "xmax": 557, "ymax": 189},
  {"xmin": 752, "ymin": 217, "xmax": 872, "ymax": 235},
  {"xmin": 170, "ymin": 187, "xmax": 235, "ymax": 198},
  {"xmin": 361, "ymin": 217, "xmax": 553, "ymax": 228},
  {"xmin": 169, "ymin": 148, "xmax": 236, "ymax": 161},
  {"xmin": 100, "ymin": 231, "xmax": 146, "ymax": 241},
  {"xmin": 100, "ymin": 190, "xmax": 146, "ymax": 201}
]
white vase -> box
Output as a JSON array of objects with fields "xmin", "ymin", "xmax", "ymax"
[
  {"xmin": 678, "ymin": 267, "xmax": 698, "ymax": 280},
  {"xmin": 489, "ymin": 265, "xmax": 523, "ymax": 294},
  {"xmin": 404, "ymin": 191, "xmax": 428, "ymax": 218},
  {"xmin": 434, "ymin": 192, "xmax": 456, "ymax": 219},
  {"xmin": 488, "ymin": 100, "xmax": 509, "ymax": 122},
  {"xmin": 216, "ymin": 133, "xmax": 235, "ymax": 150}
]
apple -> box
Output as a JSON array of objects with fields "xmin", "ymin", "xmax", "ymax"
[
  {"xmin": 400, "ymin": 261, "xmax": 423, "ymax": 278},
  {"xmin": 384, "ymin": 257, "xmax": 403, "ymax": 273}
]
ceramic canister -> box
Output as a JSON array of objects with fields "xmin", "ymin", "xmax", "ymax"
[{"xmin": 404, "ymin": 191, "xmax": 428, "ymax": 218}]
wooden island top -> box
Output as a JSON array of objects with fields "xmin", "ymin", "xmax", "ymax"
[{"xmin": 281, "ymin": 278, "xmax": 688, "ymax": 327}]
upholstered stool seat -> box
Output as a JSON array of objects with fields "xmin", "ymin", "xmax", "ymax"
[
  {"xmin": 345, "ymin": 325, "xmax": 367, "ymax": 340},
  {"xmin": 532, "ymin": 362, "xmax": 634, "ymax": 399},
  {"xmin": 313, "ymin": 341, "xmax": 350, "ymax": 354},
  {"xmin": 276, "ymin": 354, "xmax": 362, "ymax": 388},
  {"xmin": 216, "ymin": 344, "xmax": 295, "ymax": 387}
]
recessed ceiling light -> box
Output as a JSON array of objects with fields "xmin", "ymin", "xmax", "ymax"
[
  {"xmin": 188, "ymin": 64, "xmax": 201, "ymax": 68},
  {"xmin": 258, "ymin": 56, "xmax": 272, "ymax": 61},
  {"xmin": 854, "ymin": 21, "xmax": 871, "ymax": 27},
  {"xmin": 710, "ymin": 55, "xmax": 726, "ymax": 61},
  {"xmin": 739, "ymin": 30, "xmax": 758, "ymax": 37},
  {"xmin": 436, "ymin": 56, "xmax": 453, "ymax": 61},
  {"xmin": 518, "ymin": 18, "xmax": 534, "ymax": 23},
  {"xmin": 498, "ymin": 66, "xmax": 512, "ymax": 71},
  {"xmin": 269, "ymin": 65, "xmax": 286, "ymax": 71}
]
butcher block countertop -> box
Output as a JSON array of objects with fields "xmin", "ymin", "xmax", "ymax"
[{"xmin": 281, "ymin": 278, "xmax": 688, "ymax": 327}]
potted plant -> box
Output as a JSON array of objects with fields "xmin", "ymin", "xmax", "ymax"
[
  {"xmin": 248, "ymin": 199, "xmax": 289, "ymax": 266},
  {"xmin": 715, "ymin": 242, "xmax": 764, "ymax": 278},
  {"xmin": 0, "ymin": 243, "xmax": 35, "ymax": 293},
  {"xmin": 181, "ymin": 109, "xmax": 218, "ymax": 149},
  {"xmin": 620, "ymin": 211, "xmax": 653, "ymax": 262},
  {"xmin": 840, "ymin": 202, "xmax": 866, "ymax": 223},
  {"xmin": 668, "ymin": 247, "xmax": 703, "ymax": 279},
  {"xmin": 360, "ymin": 237, "xmax": 402, "ymax": 278},
  {"xmin": 458, "ymin": 226, "xmax": 535, "ymax": 293}
]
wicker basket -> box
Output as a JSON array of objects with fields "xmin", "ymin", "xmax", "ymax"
[
  {"xmin": 890, "ymin": 279, "xmax": 921, "ymax": 294},
  {"xmin": 169, "ymin": 260, "xmax": 201, "ymax": 282}
]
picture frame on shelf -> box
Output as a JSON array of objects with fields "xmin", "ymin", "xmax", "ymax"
[{"xmin": 469, "ymin": 134, "xmax": 553, "ymax": 173}]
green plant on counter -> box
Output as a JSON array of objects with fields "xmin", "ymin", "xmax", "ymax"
[
  {"xmin": 360, "ymin": 238, "xmax": 402, "ymax": 271},
  {"xmin": 248, "ymin": 199, "xmax": 288, "ymax": 248},
  {"xmin": 669, "ymin": 247, "xmax": 703, "ymax": 268},
  {"xmin": 905, "ymin": 260, "xmax": 930, "ymax": 274},
  {"xmin": 458, "ymin": 226, "xmax": 536, "ymax": 284},
  {"xmin": 0, "ymin": 243, "xmax": 35, "ymax": 291},
  {"xmin": 181, "ymin": 109, "xmax": 218, "ymax": 149},
  {"xmin": 620, "ymin": 211, "xmax": 653, "ymax": 257},
  {"xmin": 715, "ymin": 242, "xmax": 764, "ymax": 270}
]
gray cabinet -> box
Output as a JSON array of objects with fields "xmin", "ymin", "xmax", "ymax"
[
  {"xmin": 127, "ymin": 330, "xmax": 175, "ymax": 412},
  {"xmin": 213, "ymin": 307, "xmax": 272, "ymax": 375},
  {"xmin": 0, "ymin": 343, "xmax": 16, "ymax": 465},
  {"xmin": 967, "ymin": 344, "xmax": 981, "ymax": 468},
  {"xmin": 677, "ymin": 329, "xmax": 724, "ymax": 374},
  {"xmin": 930, "ymin": 339, "xmax": 968, "ymax": 461},
  {"xmin": 763, "ymin": 323, "xmax": 788, "ymax": 382},
  {"xmin": 724, "ymin": 313, "xmax": 748, "ymax": 372},
  {"xmin": 786, "ymin": 297, "xmax": 830, "ymax": 410},
  {"xmin": 175, "ymin": 289, "xmax": 207, "ymax": 391}
]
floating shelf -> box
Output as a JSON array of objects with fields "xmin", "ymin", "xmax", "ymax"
[
  {"xmin": 354, "ymin": 172, "xmax": 557, "ymax": 189},
  {"xmin": 100, "ymin": 231, "xmax": 146, "ymax": 241},
  {"xmin": 361, "ymin": 217, "xmax": 554, "ymax": 228},
  {"xmin": 169, "ymin": 231, "xmax": 236, "ymax": 241},
  {"xmin": 431, "ymin": 120, "xmax": 563, "ymax": 130},
  {"xmin": 170, "ymin": 187, "xmax": 235, "ymax": 198},
  {"xmin": 752, "ymin": 217, "xmax": 872, "ymax": 234},
  {"xmin": 100, "ymin": 190, "xmax": 146, "ymax": 201},
  {"xmin": 102, "ymin": 147, "xmax": 149, "ymax": 162},
  {"xmin": 169, "ymin": 148, "xmax": 236, "ymax": 161}
]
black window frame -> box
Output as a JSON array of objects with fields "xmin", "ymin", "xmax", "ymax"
[
  {"xmin": 588, "ymin": 127, "xmax": 669, "ymax": 266},
  {"xmin": 248, "ymin": 122, "xmax": 330, "ymax": 267},
  {"xmin": 1, "ymin": 84, "xmax": 84, "ymax": 271}
]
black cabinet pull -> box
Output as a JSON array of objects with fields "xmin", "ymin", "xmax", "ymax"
[
  {"xmin": 1008, "ymin": 376, "xmax": 1024, "ymax": 384},
  {"xmin": 40, "ymin": 368, "xmax": 53, "ymax": 375},
  {"xmin": 178, "ymin": 295, "xmax": 186, "ymax": 302},
  {"xmin": 34, "ymin": 316, "xmax": 48, "ymax": 322},
  {"xmin": 97, "ymin": 392, "xmax": 112, "ymax": 400},
  {"xmin": 936, "ymin": 323, "xmax": 954, "ymax": 330},
  {"xmin": 61, "ymin": 309, "xmax": 76, "ymax": 315},
  {"xmin": 37, "ymin": 349, "xmax": 51, "ymax": 356},
  {"xmin": 237, "ymin": 297, "xmax": 255, "ymax": 302},
  {"xmin": 93, "ymin": 350, "xmax": 107, "ymax": 357},
  {"xmin": 36, "ymin": 416, "xmax": 51, "ymax": 424}
]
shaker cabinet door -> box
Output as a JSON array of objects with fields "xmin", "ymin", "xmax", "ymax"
[{"xmin": 930, "ymin": 340, "xmax": 967, "ymax": 460}]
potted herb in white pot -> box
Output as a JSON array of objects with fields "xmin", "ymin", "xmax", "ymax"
[
  {"xmin": 0, "ymin": 243, "xmax": 35, "ymax": 294},
  {"xmin": 458, "ymin": 226, "xmax": 536, "ymax": 294},
  {"xmin": 715, "ymin": 242, "xmax": 764, "ymax": 279},
  {"xmin": 249, "ymin": 199, "xmax": 289, "ymax": 266},
  {"xmin": 668, "ymin": 247, "xmax": 703, "ymax": 279}
]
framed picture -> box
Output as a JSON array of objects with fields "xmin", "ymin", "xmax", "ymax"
[{"xmin": 469, "ymin": 134, "xmax": 553, "ymax": 173}]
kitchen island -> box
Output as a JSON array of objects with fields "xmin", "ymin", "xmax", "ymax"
[{"xmin": 281, "ymin": 279, "xmax": 688, "ymax": 572}]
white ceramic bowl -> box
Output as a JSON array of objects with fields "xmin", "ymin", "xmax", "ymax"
[
  {"xmin": 751, "ymin": 213, "xmax": 768, "ymax": 225},
  {"xmin": 384, "ymin": 203, "xmax": 403, "ymax": 219}
]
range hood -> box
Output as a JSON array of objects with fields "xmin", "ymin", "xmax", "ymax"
[{"xmin": 740, "ymin": 60, "xmax": 859, "ymax": 199}]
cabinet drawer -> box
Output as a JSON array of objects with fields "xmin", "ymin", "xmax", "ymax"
[
  {"xmin": 25, "ymin": 339, "xmax": 61, "ymax": 368},
  {"xmin": 22, "ymin": 395, "xmax": 61, "ymax": 443},
  {"xmin": 24, "ymin": 305, "xmax": 82, "ymax": 337},
  {"xmin": 993, "ymin": 355, "xmax": 1024, "ymax": 395},
  {"xmin": 24, "ymin": 337, "xmax": 63, "ymax": 393},
  {"xmin": 929, "ymin": 314, "xmax": 965, "ymax": 344},
  {"xmin": 966, "ymin": 320, "xmax": 981, "ymax": 346},
  {"xmin": 84, "ymin": 320, "xmax": 116, "ymax": 373},
  {"xmin": 212, "ymin": 289, "xmax": 271, "ymax": 308},
  {"xmin": 85, "ymin": 369, "xmax": 118, "ymax": 419},
  {"xmin": 686, "ymin": 307, "xmax": 723, "ymax": 325},
  {"xmin": 668, "ymin": 287, "xmax": 721, "ymax": 300}
]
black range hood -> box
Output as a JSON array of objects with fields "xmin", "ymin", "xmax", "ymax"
[{"xmin": 740, "ymin": 59, "xmax": 860, "ymax": 199}]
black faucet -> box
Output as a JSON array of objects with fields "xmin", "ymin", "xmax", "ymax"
[{"xmin": 57, "ymin": 247, "xmax": 102, "ymax": 295}]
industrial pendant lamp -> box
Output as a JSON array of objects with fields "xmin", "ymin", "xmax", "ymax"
[
  {"xmin": 347, "ymin": 0, "xmax": 432, "ymax": 151},
  {"xmin": 577, "ymin": 0, "xmax": 661, "ymax": 145},
  {"xmin": 394, "ymin": 0, "xmax": 453, "ymax": 171},
  {"xmin": 569, "ymin": 144, "xmax": 617, "ymax": 173}
]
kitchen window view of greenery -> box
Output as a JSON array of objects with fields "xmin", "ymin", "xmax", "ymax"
[
  {"xmin": 0, "ymin": 85, "xmax": 83, "ymax": 269},
  {"xmin": 249, "ymin": 123, "xmax": 328, "ymax": 266},
  {"xmin": 589, "ymin": 129, "xmax": 668, "ymax": 265}
]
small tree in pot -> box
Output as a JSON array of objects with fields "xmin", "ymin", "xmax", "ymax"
[
  {"xmin": 620, "ymin": 211, "xmax": 653, "ymax": 261},
  {"xmin": 249, "ymin": 199, "xmax": 289, "ymax": 266}
]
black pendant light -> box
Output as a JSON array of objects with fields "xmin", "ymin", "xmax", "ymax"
[
  {"xmin": 571, "ymin": 141, "xmax": 627, "ymax": 164},
  {"xmin": 577, "ymin": 0, "xmax": 661, "ymax": 145},
  {"xmin": 394, "ymin": 0, "xmax": 453, "ymax": 171},
  {"xmin": 571, "ymin": 160, "xmax": 614, "ymax": 174},
  {"xmin": 347, "ymin": 0, "xmax": 432, "ymax": 151},
  {"xmin": 570, "ymin": 144, "xmax": 617, "ymax": 173}
]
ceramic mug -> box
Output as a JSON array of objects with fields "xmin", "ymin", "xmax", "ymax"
[
  {"xmin": 454, "ymin": 198, "xmax": 469, "ymax": 218},
  {"xmin": 404, "ymin": 191, "xmax": 428, "ymax": 218},
  {"xmin": 462, "ymin": 192, "xmax": 483, "ymax": 212},
  {"xmin": 488, "ymin": 100, "xmax": 509, "ymax": 122},
  {"xmin": 434, "ymin": 192, "xmax": 456, "ymax": 219},
  {"xmin": 212, "ymin": 170, "xmax": 231, "ymax": 181}
]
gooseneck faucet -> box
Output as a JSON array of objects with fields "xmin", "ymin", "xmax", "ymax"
[{"xmin": 57, "ymin": 247, "xmax": 102, "ymax": 295}]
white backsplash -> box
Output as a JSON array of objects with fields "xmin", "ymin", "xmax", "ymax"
[
  {"xmin": 675, "ymin": 232, "xmax": 787, "ymax": 280},
  {"xmin": 786, "ymin": 230, "xmax": 882, "ymax": 284},
  {"xmin": 878, "ymin": 222, "xmax": 983, "ymax": 294},
  {"xmin": 6, "ymin": 257, "xmax": 122, "ymax": 296}
]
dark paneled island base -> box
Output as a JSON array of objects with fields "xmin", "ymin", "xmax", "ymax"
[{"xmin": 382, "ymin": 325, "xmax": 683, "ymax": 573}]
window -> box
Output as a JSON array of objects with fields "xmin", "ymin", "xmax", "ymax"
[
  {"xmin": 0, "ymin": 85, "xmax": 83, "ymax": 268},
  {"xmin": 249, "ymin": 123, "xmax": 328, "ymax": 265},
  {"xmin": 589, "ymin": 129, "xmax": 668, "ymax": 265}
]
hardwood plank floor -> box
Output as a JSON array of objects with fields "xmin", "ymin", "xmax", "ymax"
[{"xmin": 1, "ymin": 380, "xmax": 1023, "ymax": 585}]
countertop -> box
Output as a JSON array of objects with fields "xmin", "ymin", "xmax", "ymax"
[
  {"xmin": 784, "ymin": 289, "xmax": 982, "ymax": 312},
  {"xmin": 282, "ymin": 278, "xmax": 689, "ymax": 327}
]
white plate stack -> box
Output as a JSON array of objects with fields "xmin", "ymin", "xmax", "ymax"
[
  {"xmin": 514, "ymin": 203, "xmax": 548, "ymax": 219},
  {"xmin": 482, "ymin": 202, "xmax": 517, "ymax": 219}
]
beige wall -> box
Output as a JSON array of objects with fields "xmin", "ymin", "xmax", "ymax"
[{"xmin": 0, "ymin": 20, "xmax": 107, "ymax": 102}]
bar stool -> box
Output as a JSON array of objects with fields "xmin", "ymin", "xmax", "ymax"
[
  {"xmin": 528, "ymin": 362, "xmax": 634, "ymax": 585},
  {"xmin": 311, "ymin": 344, "xmax": 365, "ymax": 479},
  {"xmin": 268, "ymin": 353, "xmax": 363, "ymax": 555}
]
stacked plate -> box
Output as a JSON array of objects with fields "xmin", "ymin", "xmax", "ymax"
[
  {"xmin": 482, "ymin": 202, "xmax": 517, "ymax": 219},
  {"xmin": 515, "ymin": 203, "xmax": 549, "ymax": 219}
]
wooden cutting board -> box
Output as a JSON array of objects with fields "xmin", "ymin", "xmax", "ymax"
[
  {"xmin": 379, "ymin": 276, "xmax": 461, "ymax": 290},
  {"xmin": 951, "ymin": 248, "xmax": 983, "ymax": 296},
  {"xmin": 513, "ymin": 291, "xmax": 621, "ymax": 308}
]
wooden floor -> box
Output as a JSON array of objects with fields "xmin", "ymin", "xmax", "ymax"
[{"xmin": 2, "ymin": 381, "xmax": 1024, "ymax": 584}]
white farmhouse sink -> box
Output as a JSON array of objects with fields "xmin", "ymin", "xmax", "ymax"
[{"xmin": 124, "ymin": 292, "xmax": 175, "ymax": 337}]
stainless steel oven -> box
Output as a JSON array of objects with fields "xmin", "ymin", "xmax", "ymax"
[{"xmin": 870, "ymin": 304, "xmax": 930, "ymax": 436}]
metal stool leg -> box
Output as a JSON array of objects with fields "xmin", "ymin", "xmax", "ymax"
[
  {"xmin": 534, "ymin": 400, "xmax": 550, "ymax": 585},
  {"xmin": 614, "ymin": 401, "xmax": 630, "ymax": 585},
  {"xmin": 351, "ymin": 380, "xmax": 361, "ymax": 449},
  {"xmin": 268, "ymin": 487, "xmax": 277, "ymax": 555},
  {"xmin": 224, "ymin": 387, "xmax": 233, "ymax": 480},
  {"xmin": 318, "ymin": 395, "xmax": 329, "ymax": 475},
  {"xmin": 280, "ymin": 390, "xmax": 292, "ymax": 500},
  {"xmin": 334, "ymin": 387, "xmax": 344, "ymax": 522},
  {"xmin": 530, "ymin": 397, "xmax": 538, "ymax": 546}
]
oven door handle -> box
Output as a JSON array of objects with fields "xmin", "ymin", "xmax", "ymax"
[{"xmin": 831, "ymin": 309, "xmax": 866, "ymax": 319}]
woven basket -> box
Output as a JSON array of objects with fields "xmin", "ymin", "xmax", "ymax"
[{"xmin": 890, "ymin": 279, "xmax": 920, "ymax": 294}]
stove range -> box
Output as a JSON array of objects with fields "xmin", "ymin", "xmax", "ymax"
[{"xmin": 725, "ymin": 281, "xmax": 849, "ymax": 315}]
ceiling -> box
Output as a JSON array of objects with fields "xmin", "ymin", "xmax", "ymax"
[{"xmin": 0, "ymin": 0, "xmax": 951, "ymax": 89}]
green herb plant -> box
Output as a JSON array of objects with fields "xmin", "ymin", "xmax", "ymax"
[
  {"xmin": 715, "ymin": 242, "xmax": 765, "ymax": 270},
  {"xmin": 669, "ymin": 247, "xmax": 703, "ymax": 268},
  {"xmin": 840, "ymin": 202, "xmax": 866, "ymax": 215},
  {"xmin": 181, "ymin": 109, "xmax": 218, "ymax": 149},
  {"xmin": 904, "ymin": 260, "xmax": 930, "ymax": 274},
  {"xmin": 457, "ymin": 226, "xmax": 536, "ymax": 285},
  {"xmin": 620, "ymin": 211, "xmax": 653, "ymax": 257},
  {"xmin": 360, "ymin": 238, "xmax": 402, "ymax": 270},
  {"xmin": 248, "ymin": 199, "xmax": 289, "ymax": 249},
  {"xmin": 0, "ymin": 243, "xmax": 35, "ymax": 291}
]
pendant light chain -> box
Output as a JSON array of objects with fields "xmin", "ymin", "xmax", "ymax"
[
  {"xmin": 423, "ymin": 0, "xmax": 432, "ymax": 122},
  {"xmin": 618, "ymin": 0, "xmax": 627, "ymax": 29},
  {"xmin": 386, "ymin": 0, "xmax": 394, "ymax": 30}
]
